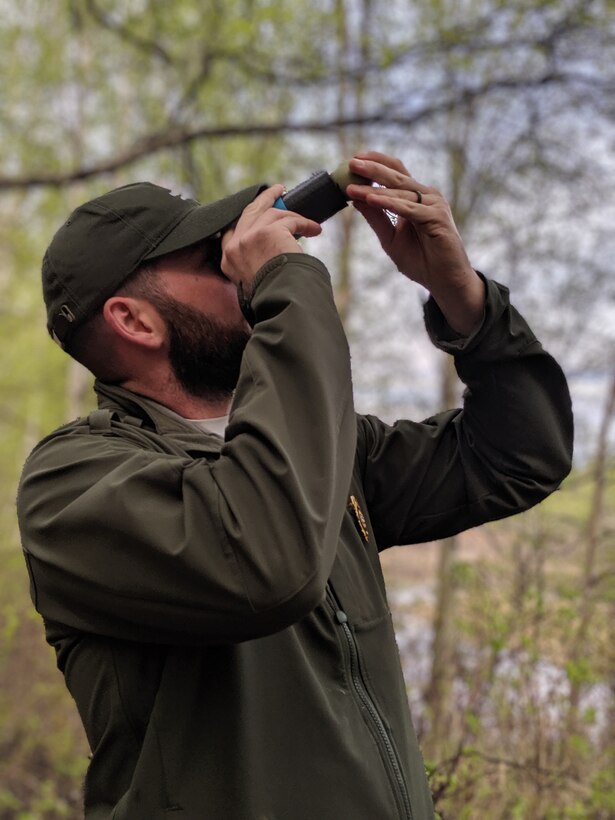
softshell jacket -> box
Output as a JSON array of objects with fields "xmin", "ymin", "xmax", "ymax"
[{"xmin": 17, "ymin": 254, "xmax": 573, "ymax": 820}]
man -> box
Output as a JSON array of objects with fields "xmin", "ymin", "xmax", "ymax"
[{"xmin": 17, "ymin": 151, "xmax": 573, "ymax": 819}]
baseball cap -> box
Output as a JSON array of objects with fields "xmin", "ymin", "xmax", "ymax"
[{"xmin": 43, "ymin": 180, "xmax": 265, "ymax": 348}]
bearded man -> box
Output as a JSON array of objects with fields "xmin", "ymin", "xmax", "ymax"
[{"xmin": 17, "ymin": 152, "xmax": 573, "ymax": 820}]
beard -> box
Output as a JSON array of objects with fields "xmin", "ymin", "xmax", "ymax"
[{"xmin": 150, "ymin": 293, "xmax": 251, "ymax": 403}]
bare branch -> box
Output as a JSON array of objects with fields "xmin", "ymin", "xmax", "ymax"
[
  {"xmin": 84, "ymin": 0, "xmax": 173, "ymax": 64},
  {"xmin": 0, "ymin": 68, "xmax": 603, "ymax": 192}
]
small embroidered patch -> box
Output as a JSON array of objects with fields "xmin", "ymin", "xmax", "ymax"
[{"xmin": 348, "ymin": 495, "xmax": 369, "ymax": 542}]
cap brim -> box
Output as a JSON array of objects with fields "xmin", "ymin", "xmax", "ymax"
[{"xmin": 145, "ymin": 183, "xmax": 266, "ymax": 260}]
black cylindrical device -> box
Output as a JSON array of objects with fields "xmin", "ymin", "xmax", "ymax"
[{"xmin": 278, "ymin": 162, "xmax": 371, "ymax": 223}]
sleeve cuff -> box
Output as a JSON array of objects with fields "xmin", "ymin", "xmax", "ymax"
[
  {"xmin": 238, "ymin": 253, "xmax": 331, "ymax": 326},
  {"xmin": 423, "ymin": 273, "xmax": 509, "ymax": 355}
]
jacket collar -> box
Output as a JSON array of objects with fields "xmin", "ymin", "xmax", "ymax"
[{"xmin": 94, "ymin": 380, "xmax": 225, "ymax": 454}]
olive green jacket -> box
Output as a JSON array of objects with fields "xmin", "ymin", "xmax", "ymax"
[{"xmin": 17, "ymin": 254, "xmax": 573, "ymax": 820}]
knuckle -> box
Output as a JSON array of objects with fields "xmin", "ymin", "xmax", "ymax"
[
  {"xmin": 236, "ymin": 234, "xmax": 252, "ymax": 255},
  {"xmin": 222, "ymin": 237, "xmax": 236, "ymax": 258},
  {"xmin": 393, "ymin": 170, "xmax": 407, "ymax": 186},
  {"xmin": 242, "ymin": 200, "xmax": 260, "ymax": 217},
  {"xmin": 251, "ymin": 224, "xmax": 271, "ymax": 242}
]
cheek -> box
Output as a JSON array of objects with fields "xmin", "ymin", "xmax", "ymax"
[{"xmin": 210, "ymin": 282, "xmax": 245, "ymax": 323}]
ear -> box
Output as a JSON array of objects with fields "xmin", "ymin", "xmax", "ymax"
[{"xmin": 102, "ymin": 296, "xmax": 166, "ymax": 350}]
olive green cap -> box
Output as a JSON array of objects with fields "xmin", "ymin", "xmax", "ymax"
[{"xmin": 43, "ymin": 181, "xmax": 265, "ymax": 348}]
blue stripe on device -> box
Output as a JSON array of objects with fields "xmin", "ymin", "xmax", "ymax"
[{"xmin": 273, "ymin": 197, "xmax": 287, "ymax": 210}]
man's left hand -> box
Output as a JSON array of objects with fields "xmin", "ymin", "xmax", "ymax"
[{"xmin": 346, "ymin": 151, "xmax": 485, "ymax": 337}]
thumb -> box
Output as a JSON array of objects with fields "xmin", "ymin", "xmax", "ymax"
[{"xmin": 353, "ymin": 200, "xmax": 395, "ymax": 248}]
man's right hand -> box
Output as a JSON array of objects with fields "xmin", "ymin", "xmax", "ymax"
[{"xmin": 221, "ymin": 185, "xmax": 322, "ymax": 294}]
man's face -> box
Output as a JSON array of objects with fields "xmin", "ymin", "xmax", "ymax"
[{"xmin": 150, "ymin": 244, "xmax": 251, "ymax": 403}]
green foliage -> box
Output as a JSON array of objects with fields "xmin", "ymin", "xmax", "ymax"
[
  {"xmin": 540, "ymin": 468, "xmax": 615, "ymax": 527},
  {"xmin": 0, "ymin": 3, "xmax": 352, "ymax": 815},
  {"xmin": 565, "ymin": 658, "xmax": 597, "ymax": 687},
  {"xmin": 386, "ymin": 470, "xmax": 615, "ymax": 818},
  {"xmin": 0, "ymin": 555, "xmax": 88, "ymax": 820}
]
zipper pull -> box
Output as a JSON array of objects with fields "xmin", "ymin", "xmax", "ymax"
[{"xmin": 335, "ymin": 609, "xmax": 348, "ymax": 624}]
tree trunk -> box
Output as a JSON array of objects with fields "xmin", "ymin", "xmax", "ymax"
[
  {"xmin": 332, "ymin": 0, "xmax": 371, "ymax": 326},
  {"xmin": 563, "ymin": 366, "xmax": 615, "ymax": 764},
  {"xmin": 66, "ymin": 360, "xmax": 91, "ymax": 420},
  {"xmin": 424, "ymin": 354, "xmax": 460, "ymax": 753}
]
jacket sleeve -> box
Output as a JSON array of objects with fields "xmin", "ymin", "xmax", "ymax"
[
  {"xmin": 357, "ymin": 277, "xmax": 573, "ymax": 550},
  {"xmin": 17, "ymin": 254, "xmax": 356, "ymax": 645}
]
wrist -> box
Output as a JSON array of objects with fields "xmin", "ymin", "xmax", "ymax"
[{"xmin": 429, "ymin": 269, "xmax": 486, "ymax": 337}]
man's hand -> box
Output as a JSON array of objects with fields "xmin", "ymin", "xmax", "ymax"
[
  {"xmin": 347, "ymin": 151, "xmax": 485, "ymax": 337},
  {"xmin": 221, "ymin": 185, "xmax": 322, "ymax": 295}
]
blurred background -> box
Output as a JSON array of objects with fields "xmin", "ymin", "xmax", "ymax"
[{"xmin": 1, "ymin": 1, "xmax": 613, "ymax": 817}]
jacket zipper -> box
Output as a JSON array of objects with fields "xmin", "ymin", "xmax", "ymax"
[{"xmin": 326, "ymin": 584, "xmax": 413, "ymax": 820}]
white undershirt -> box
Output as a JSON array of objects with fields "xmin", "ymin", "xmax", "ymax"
[
  {"xmin": 140, "ymin": 397, "xmax": 229, "ymax": 438},
  {"xmin": 184, "ymin": 414, "xmax": 229, "ymax": 438}
]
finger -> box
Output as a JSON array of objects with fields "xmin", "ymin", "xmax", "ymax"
[
  {"xmin": 283, "ymin": 214, "xmax": 323, "ymax": 238},
  {"xmin": 256, "ymin": 183, "xmax": 286, "ymax": 208},
  {"xmin": 349, "ymin": 157, "xmax": 430, "ymax": 197},
  {"xmin": 347, "ymin": 182, "xmax": 428, "ymax": 206},
  {"xmin": 256, "ymin": 206, "xmax": 323, "ymax": 239},
  {"xmin": 352, "ymin": 200, "xmax": 396, "ymax": 246},
  {"xmin": 223, "ymin": 208, "xmax": 322, "ymax": 263},
  {"xmin": 234, "ymin": 184, "xmax": 286, "ymax": 228},
  {"xmin": 363, "ymin": 187, "xmax": 436, "ymax": 207},
  {"xmin": 222, "ymin": 185, "xmax": 300, "ymax": 250},
  {"xmin": 347, "ymin": 183, "xmax": 429, "ymax": 211},
  {"xmin": 361, "ymin": 190, "xmax": 441, "ymax": 224},
  {"xmin": 353, "ymin": 151, "xmax": 410, "ymax": 176}
]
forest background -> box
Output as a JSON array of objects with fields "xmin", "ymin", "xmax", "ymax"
[{"xmin": 0, "ymin": 1, "xmax": 614, "ymax": 818}]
